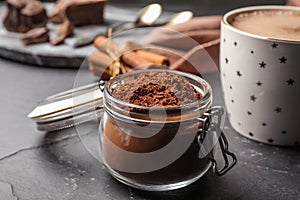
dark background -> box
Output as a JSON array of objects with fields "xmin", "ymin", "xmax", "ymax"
[
  {"xmin": 1, "ymin": 0, "xmax": 286, "ymax": 15},
  {"xmin": 106, "ymin": 0, "xmax": 286, "ymax": 15}
]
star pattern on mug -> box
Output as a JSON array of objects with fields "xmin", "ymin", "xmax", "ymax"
[
  {"xmin": 250, "ymin": 95, "xmax": 256, "ymax": 102},
  {"xmin": 287, "ymin": 78, "xmax": 295, "ymax": 86},
  {"xmin": 268, "ymin": 138, "xmax": 274, "ymax": 143},
  {"xmin": 275, "ymin": 107, "xmax": 282, "ymax": 113},
  {"xmin": 223, "ymin": 38, "xmax": 298, "ymax": 145},
  {"xmin": 271, "ymin": 42, "xmax": 278, "ymax": 48},
  {"xmin": 279, "ymin": 56, "xmax": 287, "ymax": 63},
  {"xmin": 225, "ymin": 58, "xmax": 229, "ymax": 64},
  {"xmin": 256, "ymin": 81, "xmax": 263, "ymax": 86},
  {"xmin": 259, "ymin": 61, "xmax": 266, "ymax": 68}
]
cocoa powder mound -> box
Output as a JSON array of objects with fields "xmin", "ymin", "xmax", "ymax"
[{"xmin": 111, "ymin": 71, "xmax": 202, "ymax": 107}]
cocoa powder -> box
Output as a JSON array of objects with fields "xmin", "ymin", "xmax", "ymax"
[
  {"xmin": 111, "ymin": 71, "xmax": 202, "ymax": 107},
  {"xmin": 103, "ymin": 71, "xmax": 211, "ymax": 186}
]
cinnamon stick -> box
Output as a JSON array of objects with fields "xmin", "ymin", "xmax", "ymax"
[
  {"xmin": 121, "ymin": 51, "xmax": 152, "ymax": 70},
  {"xmin": 93, "ymin": 35, "xmax": 108, "ymax": 47},
  {"xmin": 89, "ymin": 61, "xmax": 111, "ymax": 80},
  {"xmin": 88, "ymin": 49, "xmax": 132, "ymax": 79},
  {"xmin": 135, "ymin": 50, "xmax": 169, "ymax": 66},
  {"xmin": 88, "ymin": 50, "xmax": 113, "ymax": 80},
  {"xmin": 94, "ymin": 35, "xmax": 170, "ymax": 68},
  {"xmin": 88, "ymin": 49, "xmax": 113, "ymax": 67}
]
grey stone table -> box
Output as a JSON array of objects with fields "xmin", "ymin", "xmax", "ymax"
[
  {"xmin": 0, "ymin": 55, "xmax": 299, "ymax": 200},
  {"xmin": 0, "ymin": 1, "xmax": 299, "ymax": 199}
]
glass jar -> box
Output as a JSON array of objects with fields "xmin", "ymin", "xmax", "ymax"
[
  {"xmin": 98, "ymin": 69, "xmax": 236, "ymax": 191},
  {"xmin": 28, "ymin": 69, "xmax": 236, "ymax": 191}
]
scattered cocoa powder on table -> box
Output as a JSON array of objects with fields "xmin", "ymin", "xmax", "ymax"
[{"xmin": 111, "ymin": 71, "xmax": 202, "ymax": 107}]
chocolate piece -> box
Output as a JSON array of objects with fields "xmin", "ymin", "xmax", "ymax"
[
  {"xmin": 66, "ymin": 1, "xmax": 105, "ymax": 26},
  {"xmin": 50, "ymin": 20, "xmax": 74, "ymax": 46},
  {"xmin": 22, "ymin": 27, "xmax": 49, "ymax": 45},
  {"xmin": 50, "ymin": 35, "xmax": 65, "ymax": 46},
  {"xmin": 3, "ymin": 0, "xmax": 47, "ymax": 33},
  {"xmin": 55, "ymin": 20, "xmax": 73, "ymax": 37},
  {"xmin": 47, "ymin": 0, "xmax": 68, "ymax": 23},
  {"xmin": 48, "ymin": 0, "xmax": 106, "ymax": 26}
]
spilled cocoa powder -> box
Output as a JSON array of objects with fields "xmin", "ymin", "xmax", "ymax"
[{"xmin": 111, "ymin": 71, "xmax": 202, "ymax": 107}]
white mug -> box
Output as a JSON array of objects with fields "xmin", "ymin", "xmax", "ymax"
[{"xmin": 220, "ymin": 6, "xmax": 300, "ymax": 146}]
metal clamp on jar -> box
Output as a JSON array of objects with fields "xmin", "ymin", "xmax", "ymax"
[{"xmin": 28, "ymin": 69, "xmax": 237, "ymax": 191}]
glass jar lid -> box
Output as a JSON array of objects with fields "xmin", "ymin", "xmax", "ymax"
[{"xmin": 103, "ymin": 69, "xmax": 213, "ymax": 123}]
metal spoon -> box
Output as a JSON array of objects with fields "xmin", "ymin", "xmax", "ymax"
[
  {"xmin": 68, "ymin": 7, "xmax": 194, "ymax": 48},
  {"xmin": 68, "ymin": 3, "xmax": 163, "ymax": 48},
  {"xmin": 164, "ymin": 11, "xmax": 193, "ymax": 25},
  {"xmin": 110, "ymin": 3, "xmax": 163, "ymax": 34},
  {"xmin": 110, "ymin": 10, "xmax": 193, "ymax": 34}
]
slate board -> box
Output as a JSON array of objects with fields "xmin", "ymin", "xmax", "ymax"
[{"xmin": 0, "ymin": 3, "xmax": 170, "ymax": 68}]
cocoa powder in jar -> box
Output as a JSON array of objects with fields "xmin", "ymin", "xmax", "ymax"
[
  {"xmin": 102, "ymin": 71, "xmax": 211, "ymax": 184},
  {"xmin": 111, "ymin": 71, "xmax": 202, "ymax": 107}
]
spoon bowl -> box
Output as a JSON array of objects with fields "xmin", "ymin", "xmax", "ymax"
[
  {"xmin": 135, "ymin": 3, "xmax": 163, "ymax": 26},
  {"xmin": 167, "ymin": 11, "xmax": 193, "ymax": 25},
  {"xmin": 111, "ymin": 3, "xmax": 163, "ymax": 34}
]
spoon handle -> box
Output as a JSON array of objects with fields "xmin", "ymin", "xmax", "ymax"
[
  {"xmin": 68, "ymin": 10, "xmax": 193, "ymax": 48},
  {"xmin": 109, "ymin": 21, "xmax": 136, "ymax": 34},
  {"xmin": 67, "ymin": 22, "xmax": 136, "ymax": 48}
]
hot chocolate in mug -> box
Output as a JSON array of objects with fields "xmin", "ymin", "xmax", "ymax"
[{"xmin": 220, "ymin": 6, "xmax": 300, "ymax": 145}]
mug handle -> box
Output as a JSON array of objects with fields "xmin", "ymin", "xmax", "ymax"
[{"xmin": 197, "ymin": 106, "xmax": 237, "ymax": 176}]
